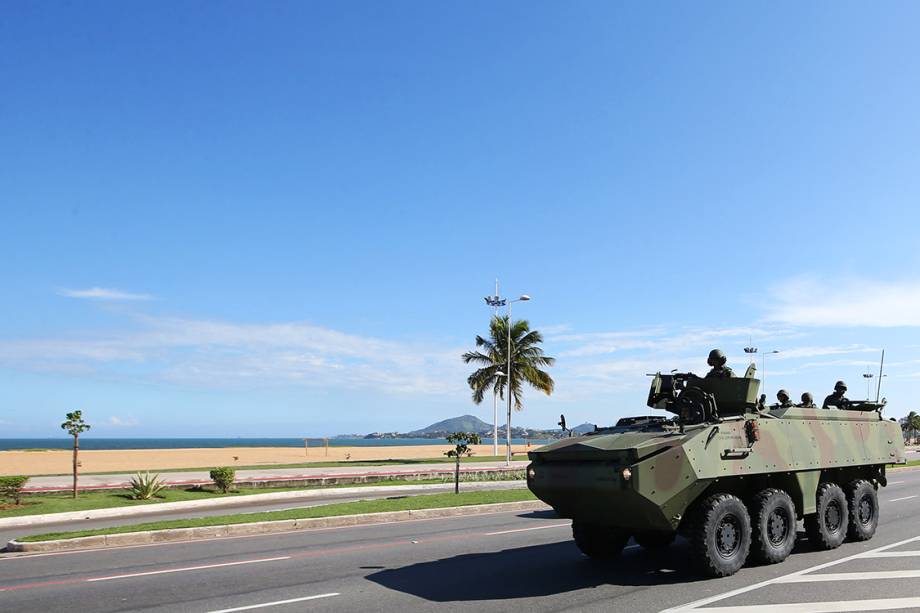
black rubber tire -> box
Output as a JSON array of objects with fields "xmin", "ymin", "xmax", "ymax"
[
  {"xmin": 749, "ymin": 488, "xmax": 797, "ymax": 565},
  {"xmin": 634, "ymin": 531, "xmax": 677, "ymax": 550},
  {"xmin": 688, "ymin": 493, "xmax": 752, "ymax": 577},
  {"xmin": 846, "ymin": 479, "xmax": 879, "ymax": 542},
  {"xmin": 804, "ymin": 482, "xmax": 849, "ymax": 550},
  {"xmin": 572, "ymin": 522, "xmax": 631, "ymax": 560}
]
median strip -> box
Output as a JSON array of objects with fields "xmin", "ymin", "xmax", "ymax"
[{"xmin": 8, "ymin": 489, "xmax": 545, "ymax": 552}]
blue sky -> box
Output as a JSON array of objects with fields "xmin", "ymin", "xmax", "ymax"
[{"xmin": 2, "ymin": 2, "xmax": 920, "ymax": 437}]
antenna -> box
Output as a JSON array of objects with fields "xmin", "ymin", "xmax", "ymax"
[{"xmin": 876, "ymin": 349, "xmax": 885, "ymax": 402}]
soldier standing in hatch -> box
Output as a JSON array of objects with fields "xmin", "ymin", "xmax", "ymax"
[
  {"xmin": 705, "ymin": 349, "xmax": 734, "ymax": 378},
  {"xmin": 798, "ymin": 392, "xmax": 817, "ymax": 408},
  {"xmin": 822, "ymin": 381, "xmax": 850, "ymax": 409},
  {"xmin": 776, "ymin": 389, "xmax": 794, "ymax": 408}
]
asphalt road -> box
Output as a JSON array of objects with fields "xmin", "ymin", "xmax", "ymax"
[{"xmin": 1, "ymin": 469, "xmax": 918, "ymax": 613}]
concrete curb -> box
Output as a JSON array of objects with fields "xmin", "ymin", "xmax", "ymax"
[
  {"xmin": 0, "ymin": 480, "xmax": 527, "ymax": 529},
  {"xmin": 6, "ymin": 500, "xmax": 550, "ymax": 552}
]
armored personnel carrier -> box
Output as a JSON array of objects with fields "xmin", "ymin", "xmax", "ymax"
[{"xmin": 527, "ymin": 370, "xmax": 906, "ymax": 577}]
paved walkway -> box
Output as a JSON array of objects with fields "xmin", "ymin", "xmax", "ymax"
[{"xmin": 23, "ymin": 460, "xmax": 530, "ymax": 491}]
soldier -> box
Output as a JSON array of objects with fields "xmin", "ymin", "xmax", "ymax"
[
  {"xmin": 797, "ymin": 392, "xmax": 817, "ymax": 408},
  {"xmin": 705, "ymin": 349, "xmax": 734, "ymax": 379},
  {"xmin": 822, "ymin": 381, "xmax": 850, "ymax": 409},
  {"xmin": 776, "ymin": 389, "xmax": 794, "ymax": 408}
]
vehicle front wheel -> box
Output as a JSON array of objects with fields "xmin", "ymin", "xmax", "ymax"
[
  {"xmin": 749, "ymin": 488, "xmax": 797, "ymax": 565},
  {"xmin": 572, "ymin": 522, "xmax": 631, "ymax": 560},
  {"xmin": 846, "ymin": 479, "xmax": 878, "ymax": 541},
  {"xmin": 689, "ymin": 493, "xmax": 752, "ymax": 577},
  {"xmin": 805, "ymin": 482, "xmax": 849, "ymax": 550}
]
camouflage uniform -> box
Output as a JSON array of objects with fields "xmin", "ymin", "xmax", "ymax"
[
  {"xmin": 705, "ymin": 349, "xmax": 734, "ymax": 379},
  {"xmin": 822, "ymin": 381, "xmax": 850, "ymax": 409}
]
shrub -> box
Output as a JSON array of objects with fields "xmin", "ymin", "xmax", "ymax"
[
  {"xmin": 209, "ymin": 467, "xmax": 236, "ymax": 493},
  {"xmin": 0, "ymin": 476, "xmax": 30, "ymax": 505},
  {"xmin": 129, "ymin": 472, "xmax": 164, "ymax": 500}
]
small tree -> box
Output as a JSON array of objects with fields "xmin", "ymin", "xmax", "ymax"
[
  {"xmin": 0, "ymin": 476, "xmax": 30, "ymax": 505},
  {"xmin": 61, "ymin": 410, "xmax": 91, "ymax": 499},
  {"xmin": 445, "ymin": 432, "xmax": 481, "ymax": 494},
  {"xmin": 210, "ymin": 467, "xmax": 236, "ymax": 493}
]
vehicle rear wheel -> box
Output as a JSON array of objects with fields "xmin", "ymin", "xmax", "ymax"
[
  {"xmin": 804, "ymin": 482, "xmax": 849, "ymax": 550},
  {"xmin": 846, "ymin": 479, "xmax": 878, "ymax": 541},
  {"xmin": 749, "ymin": 488, "xmax": 796, "ymax": 565},
  {"xmin": 689, "ymin": 493, "xmax": 752, "ymax": 577},
  {"xmin": 572, "ymin": 522, "xmax": 631, "ymax": 560},
  {"xmin": 634, "ymin": 531, "xmax": 676, "ymax": 550}
]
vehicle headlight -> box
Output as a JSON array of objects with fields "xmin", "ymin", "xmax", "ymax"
[
  {"xmin": 621, "ymin": 467, "xmax": 632, "ymax": 481},
  {"xmin": 527, "ymin": 467, "xmax": 536, "ymax": 479}
]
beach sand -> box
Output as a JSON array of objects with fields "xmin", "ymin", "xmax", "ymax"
[{"xmin": 0, "ymin": 443, "xmax": 538, "ymax": 476}]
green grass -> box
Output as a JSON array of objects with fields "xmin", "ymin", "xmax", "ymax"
[
  {"xmin": 19, "ymin": 489, "xmax": 538, "ymax": 542},
  {"xmin": 1, "ymin": 470, "xmax": 525, "ymax": 518},
  {"xmin": 892, "ymin": 459, "xmax": 920, "ymax": 468},
  {"xmin": 34, "ymin": 454, "xmax": 531, "ymax": 477}
]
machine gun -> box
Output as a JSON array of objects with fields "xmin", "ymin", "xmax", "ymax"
[{"xmin": 647, "ymin": 371, "xmax": 761, "ymax": 426}]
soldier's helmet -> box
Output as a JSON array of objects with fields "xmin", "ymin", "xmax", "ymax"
[
  {"xmin": 777, "ymin": 389, "xmax": 790, "ymax": 402},
  {"xmin": 801, "ymin": 392, "xmax": 814, "ymax": 404},
  {"xmin": 834, "ymin": 380, "xmax": 848, "ymax": 392},
  {"xmin": 707, "ymin": 349, "xmax": 727, "ymax": 367}
]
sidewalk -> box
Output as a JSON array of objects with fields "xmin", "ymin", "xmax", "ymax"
[{"xmin": 23, "ymin": 460, "xmax": 530, "ymax": 492}]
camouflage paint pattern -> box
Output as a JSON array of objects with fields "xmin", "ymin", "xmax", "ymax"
[{"xmin": 527, "ymin": 376, "xmax": 906, "ymax": 533}]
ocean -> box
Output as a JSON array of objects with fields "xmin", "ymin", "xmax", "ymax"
[{"xmin": 0, "ymin": 437, "xmax": 551, "ymax": 451}]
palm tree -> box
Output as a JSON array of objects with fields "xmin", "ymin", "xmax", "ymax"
[
  {"xmin": 462, "ymin": 316, "xmax": 555, "ymax": 458},
  {"xmin": 906, "ymin": 411, "xmax": 920, "ymax": 445}
]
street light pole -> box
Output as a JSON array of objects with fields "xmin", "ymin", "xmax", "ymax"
[
  {"xmin": 863, "ymin": 371, "xmax": 875, "ymax": 400},
  {"xmin": 505, "ymin": 295, "xmax": 530, "ymax": 465}
]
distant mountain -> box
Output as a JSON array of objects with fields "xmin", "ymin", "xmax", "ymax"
[
  {"xmin": 356, "ymin": 414, "xmax": 578, "ymax": 440},
  {"xmin": 407, "ymin": 414, "xmax": 492, "ymax": 436},
  {"xmin": 571, "ymin": 422, "xmax": 596, "ymax": 434}
]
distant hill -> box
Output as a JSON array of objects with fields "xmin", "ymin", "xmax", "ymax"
[
  {"xmin": 571, "ymin": 422, "xmax": 596, "ymax": 434},
  {"xmin": 408, "ymin": 414, "xmax": 492, "ymax": 436}
]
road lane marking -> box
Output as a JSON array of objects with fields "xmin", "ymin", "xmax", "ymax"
[
  {"xmin": 691, "ymin": 597, "xmax": 920, "ymax": 612},
  {"xmin": 85, "ymin": 556, "xmax": 291, "ymax": 582},
  {"xmin": 887, "ymin": 480, "xmax": 905, "ymax": 485},
  {"xmin": 862, "ymin": 550, "xmax": 920, "ymax": 557},
  {"xmin": 888, "ymin": 496, "xmax": 918, "ymax": 502},
  {"xmin": 485, "ymin": 522, "xmax": 570, "ymax": 535},
  {"xmin": 661, "ymin": 535, "xmax": 920, "ymax": 612},
  {"xmin": 777, "ymin": 569, "xmax": 920, "ymax": 582},
  {"xmin": 206, "ymin": 593, "xmax": 340, "ymax": 612}
]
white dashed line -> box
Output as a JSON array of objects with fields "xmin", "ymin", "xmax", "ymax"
[
  {"xmin": 206, "ymin": 593, "xmax": 340, "ymax": 612},
  {"xmin": 485, "ymin": 523, "xmax": 570, "ymax": 535},
  {"xmin": 888, "ymin": 496, "xmax": 918, "ymax": 502},
  {"xmin": 85, "ymin": 556, "xmax": 290, "ymax": 582}
]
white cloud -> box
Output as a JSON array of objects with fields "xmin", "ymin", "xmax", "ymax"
[
  {"xmin": 108, "ymin": 416, "xmax": 139, "ymax": 427},
  {"xmin": 766, "ymin": 277, "xmax": 920, "ymax": 327},
  {"xmin": 0, "ymin": 314, "xmax": 469, "ymax": 397},
  {"xmin": 772, "ymin": 345, "xmax": 878, "ymax": 360},
  {"xmin": 59, "ymin": 287, "xmax": 152, "ymax": 301}
]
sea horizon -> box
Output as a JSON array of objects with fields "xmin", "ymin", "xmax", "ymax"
[{"xmin": 0, "ymin": 437, "xmax": 552, "ymax": 451}]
